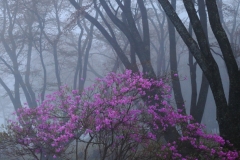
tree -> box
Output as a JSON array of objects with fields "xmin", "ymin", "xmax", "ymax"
[
  {"xmin": 157, "ymin": 0, "xmax": 240, "ymax": 149},
  {"xmin": 0, "ymin": 0, "xmax": 38, "ymax": 109},
  {"xmin": 0, "ymin": 0, "xmax": 96, "ymax": 109},
  {"xmin": 218, "ymin": 0, "xmax": 240, "ymax": 66},
  {"xmin": 167, "ymin": 0, "xmax": 185, "ymax": 114}
]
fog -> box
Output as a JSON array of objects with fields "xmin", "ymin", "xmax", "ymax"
[{"xmin": 0, "ymin": 0, "xmax": 239, "ymax": 159}]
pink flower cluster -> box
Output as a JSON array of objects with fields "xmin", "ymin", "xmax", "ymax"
[{"xmin": 6, "ymin": 70, "xmax": 239, "ymax": 159}]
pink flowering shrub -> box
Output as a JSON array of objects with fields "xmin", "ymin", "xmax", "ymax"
[{"xmin": 2, "ymin": 70, "xmax": 239, "ymax": 159}]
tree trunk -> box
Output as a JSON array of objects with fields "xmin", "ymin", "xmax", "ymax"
[
  {"xmin": 206, "ymin": 0, "xmax": 240, "ymax": 149},
  {"xmin": 190, "ymin": 0, "xmax": 209, "ymax": 123},
  {"xmin": 167, "ymin": 0, "xmax": 186, "ymax": 113},
  {"xmin": 158, "ymin": 0, "xmax": 240, "ymax": 149}
]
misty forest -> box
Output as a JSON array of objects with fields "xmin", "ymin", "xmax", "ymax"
[{"xmin": 0, "ymin": 0, "xmax": 240, "ymax": 159}]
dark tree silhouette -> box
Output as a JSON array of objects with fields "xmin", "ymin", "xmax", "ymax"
[{"xmin": 158, "ymin": 0, "xmax": 240, "ymax": 149}]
